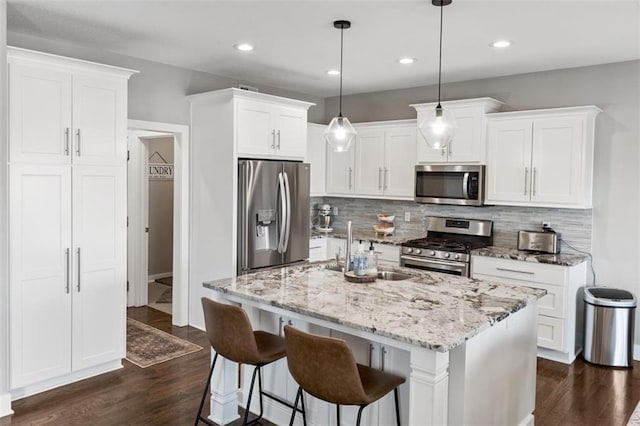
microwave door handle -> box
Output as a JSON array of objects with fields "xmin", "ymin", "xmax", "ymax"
[
  {"xmin": 277, "ymin": 172, "xmax": 286, "ymax": 253},
  {"xmin": 462, "ymin": 172, "xmax": 470, "ymax": 199},
  {"xmin": 282, "ymin": 172, "xmax": 291, "ymax": 253}
]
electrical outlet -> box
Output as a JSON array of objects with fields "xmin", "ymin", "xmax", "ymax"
[
  {"xmin": 404, "ymin": 212, "xmax": 411, "ymax": 222},
  {"xmin": 333, "ymin": 206, "xmax": 339, "ymax": 216},
  {"xmin": 542, "ymin": 221, "xmax": 551, "ymax": 229}
]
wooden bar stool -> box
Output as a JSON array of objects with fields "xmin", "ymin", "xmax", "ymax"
[
  {"xmin": 284, "ymin": 325, "xmax": 406, "ymax": 426},
  {"xmin": 196, "ymin": 298, "xmax": 301, "ymax": 426}
]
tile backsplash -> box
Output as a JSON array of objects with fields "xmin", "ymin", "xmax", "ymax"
[{"xmin": 311, "ymin": 197, "xmax": 592, "ymax": 253}]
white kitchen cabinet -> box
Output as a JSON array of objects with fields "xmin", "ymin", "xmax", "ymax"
[
  {"xmin": 72, "ymin": 166, "xmax": 126, "ymax": 370},
  {"xmin": 485, "ymin": 106, "xmax": 601, "ymax": 209},
  {"xmin": 308, "ymin": 237, "xmax": 328, "ymax": 262},
  {"xmin": 235, "ymin": 94, "xmax": 312, "ymax": 160},
  {"xmin": 8, "ymin": 47, "xmax": 134, "ymax": 394},
  {"xmin": 8, "ymin": 47, "xmax": 131, "ymax": 166},
  {"xmin": 471, "ymin": 255, "xmax": 587, "ymax": 364},
  {"xmin": 306, "ymin": 123, "xmax": 327, "ymax": 196},
  {"xmin": 9, "ymin": 165, "xmax": 73, "ymax": 388},
  {"xmin": 325, "ymin": 140, "xmax": 356, "ymax": 195},
  {"xmin": 326, "ymin": 120, "xmax": 415, "ymax": 199},
  {"xmin": 411, "ymin": 98, "xmax": 503, "ymax": 164},
  {"xmin": 371, "ymin": 243, "xmax": 400, "ymax": 265}
]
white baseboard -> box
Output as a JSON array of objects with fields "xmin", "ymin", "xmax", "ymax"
[
  {"xmin": 537, "ymin": 348, "xmax": 580, "ymax": 365},
  {"xmin": 518, "ymin": 413, "xmax": 535, "ymax": 426},
  {"xmin": 633, "ymin": 344, "xmax": 640, "ymax": 361},
  {"xmin": 0, "ymin": 393, "xmax": 13, "ymax": 418},
  {"xmin": 148, "ymin": 272, "xmax": 172, "ymax": 282},
  {"xmin": 10, "ymin": 360, "xmax": 122, "ymax": 401}
]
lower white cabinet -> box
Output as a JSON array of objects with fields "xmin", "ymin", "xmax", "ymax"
[
  {"xmin": 311, "ymin": 237, "xmax": 400, "ymax": 266},
  {"xmin": 471, "ymin": 255, "xmax": 587, "ymax": 364},
  {"xmin": 308, "ymin": 237, "xmax": 328, "ymax": 262},
  {"xmin": 9, "ymin": 164, "xmax": 126, "ymax": 389}
]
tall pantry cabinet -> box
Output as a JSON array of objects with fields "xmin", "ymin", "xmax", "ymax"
[{"xmin": 7, "ymin": 47, "xmax": 136, "ymax": 393}]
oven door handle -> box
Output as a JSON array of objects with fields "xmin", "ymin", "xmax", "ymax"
[
  {"xmin": 400, "ymin": 255, "xmax": 468, "ymax": 274},
  {"xmin": 462, "ymin": 172, "xmax": 470, "ymax": 199}
]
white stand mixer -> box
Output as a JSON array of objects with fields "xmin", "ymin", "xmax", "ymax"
[{"xmin": 316, "ymin": 204, "xmax": 333, "ymax": 232}]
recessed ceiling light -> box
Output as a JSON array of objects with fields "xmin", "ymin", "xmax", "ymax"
[
  {"xmin": 327, "ymin": 69, "xmax": 340, "ymax": 76},
  {"xmin": 234, "ymin": 43, "xmax": 254, "ymax": 52},
  {"xmin": 491, "ymin": 40, "xmax": 512, "ymax": 49},
  {"xmin": 398, "ymin": 57, "xmax": 415, "ymax": 65}
]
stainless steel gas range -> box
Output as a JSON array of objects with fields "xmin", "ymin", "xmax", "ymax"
[{"xmin": 400, "ymin": 217, "xmax": 493, "ymax": 277}]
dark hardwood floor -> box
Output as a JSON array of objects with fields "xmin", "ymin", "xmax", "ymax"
[{"xmin": 1, "ymin": 306, "xmax": 638, "ymax": 425}]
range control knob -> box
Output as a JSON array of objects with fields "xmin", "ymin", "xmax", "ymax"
[
  {"xmin": 454, "ymin": 253, "xmax": 461, "ymax": 260},
  {"xmin": 429, "ymin": 250, "xmax": 436, "ymax": 256},
  {"xmin": 406, "ymin": 248, "xmax": 413, "ymax": 254},
  {"xmin": 415, "ymin": 249, "xmax": 422, "ymax": 254},
  {"xmin": 444, "ymin": 253, "xmax": 451, "ymax": 258}
]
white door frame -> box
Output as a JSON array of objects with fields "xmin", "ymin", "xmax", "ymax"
[{"xmin": 127, "ymin": 119, "xmax": 189, "ymax": 327}]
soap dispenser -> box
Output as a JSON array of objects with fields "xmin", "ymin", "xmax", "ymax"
[{"xmin": 365, "ymin": 242, "xmax": 378, "ymax": 275}]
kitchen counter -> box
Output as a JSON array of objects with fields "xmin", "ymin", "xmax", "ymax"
[
  {"xmin": 310, "ymin": 229, "xmax": 413, "ymax": 246},
  {"xmin": 204, "ymin": 262, "xmax": 544, "ymax": 352},
  {"xmin": 471, "ymin": 246, "xmax": 589, "ymax": 266},
  {"xmin": 203, "ymin": 261, "xmax": 544, "ymax": 425}
]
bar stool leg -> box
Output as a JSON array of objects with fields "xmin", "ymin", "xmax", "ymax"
[
  {"xmin": 256, "ymin": 367, "xmax": 264, "ymax": 422},
  {"xmin": 241, "ymin": 365, "xmax": 260, "ymax": 426},
  {"xmin": 195, "ymin": 353, "xmax": 218, "ymax": 426},
  {"xmin": 336, "ymin": 404, "xmax": 340, "ymax": 426},
  {"xmin": 289, "ymin": 387, "xmax": 302, "ymax": 426},
  {"xmin": 355, "ymin": 405, "xmax": 367, "ymax": 426},
  {"xmin": 394, "ymin": 387, "xmax": 401, "ymax": 426},
  {"xmin": 299, "ymin": 388, "xmax": 308, "ymax": 426}
]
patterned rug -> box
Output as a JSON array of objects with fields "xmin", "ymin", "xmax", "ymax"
[
  {"xmin": 126, "ymin": 318, "xmax": 202, "ymax": 368},
  {"xmin": 156, "ymin": 276, "xmax": 173, "ymax": 286},
  {"xmin": 156, "ymin": 288, "xmax": 172, "ymax": 304}
]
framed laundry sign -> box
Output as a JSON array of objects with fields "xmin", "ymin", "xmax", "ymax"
[{"xmin": 148, "ymin": 152, "xmax": 174, "ymax": 180}]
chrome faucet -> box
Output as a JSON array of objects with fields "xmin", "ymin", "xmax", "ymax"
[{"xmin": 344, "ymin": 220, "xmax": 353, "ymax": 274}]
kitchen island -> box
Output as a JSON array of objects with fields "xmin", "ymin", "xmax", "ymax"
[{"xmin": 203, "ymin": 262, "xmax": 545, "ymax": 426}]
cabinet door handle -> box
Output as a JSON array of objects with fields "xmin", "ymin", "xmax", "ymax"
[
  {"xmin": 271, "ymin": 129, "xmax": 276, "ymax": 149},
  {"xmin": 348, "ymin": 167, "xmax": 352, "ymax": 190},
  {"xmin": 384, "ymin": 168, "xmax": 388, "ymax": 190},
  {"xmin": 378, "ymin": 167, "xmax": 383, "ymax": 190},
  {"xmin": 532, "ymin": 167, "xmax": 537, "ymax": 196},
  {"xmin": 524, "ymin": 167, "xmax": 529, "ymax": 196},
  {"xmin": 76, "ymin": 248, "xmax": 81, "ymax": 292},
  {"xmin": 368, "ymin": 343, "xmax": 374, "ymax": 367},
  {"xmin": 64, "ymin": 128, "xmax": 70, "ymax": 156},
  {"xmin": 441, "ymin": 148, "xmax": 446, "ymax": 157},
  {"xmin": 65, "ymin": 248, "xmax": 70, "ymax": 293},
  {"xmin": 75, "ymin": 129, "xmax": 81, "ymax": 156},
  {"xmin": 448, "ymin": 143, "xmax": 452, "ymax": 156},
  {"xmin": 381, "ymin": 346, "xmax": 388, "ymax": 371},
  {"xmin": 277, "ymin": 130, "xmax": 281, "ymax": 150},
  {"xmin": 279, "ymin": 317, "xmax": 284, "ymax": 337},
  {"xmin": 496, "ymin": 267, "xmax": 534, "ymax": 275}
]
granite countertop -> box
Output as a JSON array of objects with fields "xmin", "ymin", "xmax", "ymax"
[
  {"xmin": 203, "ymin": 262, "xmax": 545, "ymax": 352},
  {"xmin": 310, "ymin": 229, "xmax": 413, "ymax": 246},
  {"xmin": 471, "ymin": 246, "xmax": 589, "ymax": 267}
]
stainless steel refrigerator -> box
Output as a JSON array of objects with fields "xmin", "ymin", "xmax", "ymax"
[{"xmin": 238, "ymin": 159, "xmax": 310, "ymax": 273}]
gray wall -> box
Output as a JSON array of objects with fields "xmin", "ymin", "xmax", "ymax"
[
  {"xmin": 7, "ymin": 32, "xmax": 325, "ymax": 124},
  {"xmin": 145, "ymin": 137, "xmax": 174, "ymax": 276},
  {"xmin": 326, "ymin": 60, "xmax": 640, "ymax": 344},
  {"xmin": 0, "ymin": 0, "xmax": 9, "ymax": 415}
]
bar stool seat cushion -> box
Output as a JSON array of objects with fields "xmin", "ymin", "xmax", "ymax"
[
  {"xmin": 357, "ymin": 364, "xmax": 405, "ymax": 404},
  {"xmin": 254, "ymin": 331, "xmax": 286, "ymax": 364}
]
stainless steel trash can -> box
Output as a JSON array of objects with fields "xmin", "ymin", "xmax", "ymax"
[{"xmin": 583, "ymin": 287, "xmax": 636, "ymax": 367}]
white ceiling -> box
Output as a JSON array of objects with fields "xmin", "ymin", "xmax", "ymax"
[{"xmin": 7, "ymin": 0, "xmax": 640, "ymax": 97}]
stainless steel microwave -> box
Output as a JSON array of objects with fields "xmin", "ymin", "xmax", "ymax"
[{"xmin": 414, "ymin": 165, "xmax": 485, "ymax": 206}]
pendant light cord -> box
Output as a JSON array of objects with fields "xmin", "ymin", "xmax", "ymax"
[
  {"xmin": 339, "ymin": 25, "xmax": 344, "ymax": 117},
  {"xmin": 437, "ymin": 2, "xmax": 443, "ymax": 108}
]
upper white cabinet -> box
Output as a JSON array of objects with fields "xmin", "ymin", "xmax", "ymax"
[
  {"xmin": 411, "ymin": 98, "xmax": 503, "ymax": 164},
  {"xmin": 306, "ymin": 123, "xmax": 326, "ymax": 196},
  {"xmin": 326, "ymin": 120, "xmax": 416, "ymax": 199},
  {"xmin": 8, "ymin": 47, "xmax": 133, "ymax": 166},
  {"xmin": 234, "ymin": 91, "xmax": 313, "ymax": 160},
  {"xmin": 485, "ymin": 106, "xmax": 601, "ymax": 209}
]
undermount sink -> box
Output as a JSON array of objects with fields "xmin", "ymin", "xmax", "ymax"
[
  {"xmin": 324, "ymin": 263, "xmax": 344, "ymax": 272},
  {"xmin": 376, "ymin": 271, "xmax": 412, "ymax": 281}
]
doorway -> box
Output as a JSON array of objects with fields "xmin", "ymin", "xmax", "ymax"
[{"xmin": 127, "ymin": 120, "xmax": 190, "ymax": 327}]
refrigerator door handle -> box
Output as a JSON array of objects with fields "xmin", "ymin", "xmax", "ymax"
[
  {"xmin": 282, "ymin": 172, "xmax": 292, "ymax": 253},
  {"xmin": 239, "ymin": 161, "xmax": 250, "ymax": 272},
  {"xmin": 277, "ymin": 172, "xmax": 287, "ymax": 253}
]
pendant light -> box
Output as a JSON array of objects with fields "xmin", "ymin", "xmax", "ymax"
[
  {"xmin": 418, "ymin": 0, "xmax": 458, "ymax": 150},
  {"xmin": 324, "ymin": 20, "xmax": 357, "ymax": 153}
]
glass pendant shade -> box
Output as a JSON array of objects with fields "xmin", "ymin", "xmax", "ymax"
[
  {"xmin": 324, "ymin": 115, "xmax": 357, "ymax": 152},
  {"xmin": 418, "ymin": 106, "xmax": 458, "ymax": 150}
]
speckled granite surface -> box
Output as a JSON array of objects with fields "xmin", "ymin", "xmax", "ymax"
[
  {"xmin": 471, "ymin": 246, "xmax": 588, "ymax": 267},
  {"xmin": 310, "ymin": 229, "xmax": 413, "ymax": 246},
  {"xmin": 203, "ymin": 262, "xmax": 545, "ymax": 352}
]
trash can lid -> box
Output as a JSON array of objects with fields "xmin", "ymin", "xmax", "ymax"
[{"xmin": 584, "ymin": 287, "xmax": 637, "ymax": 308}]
